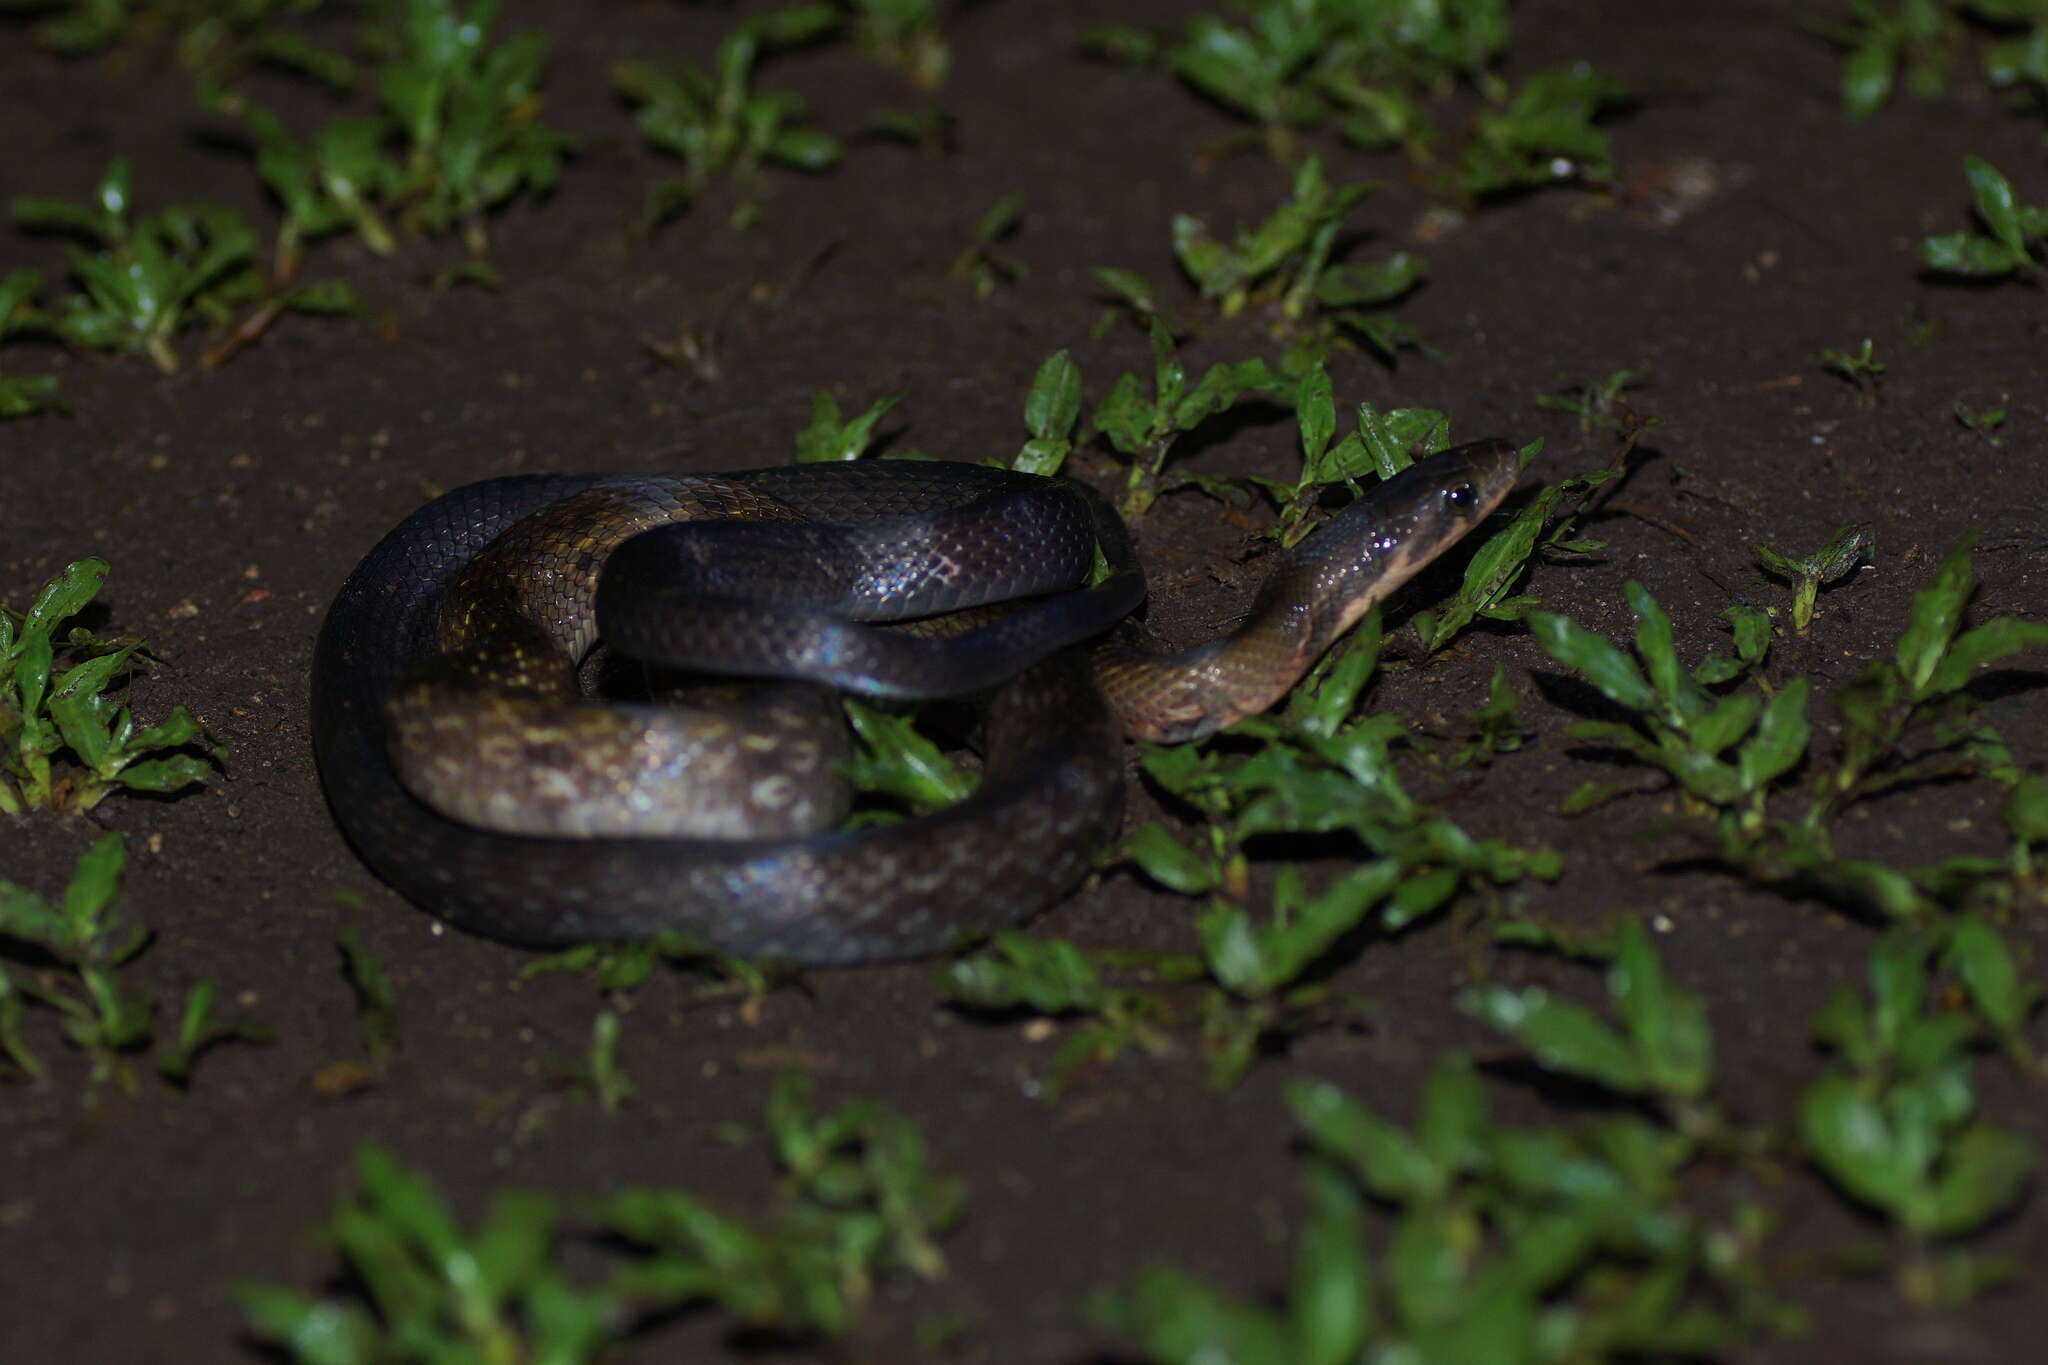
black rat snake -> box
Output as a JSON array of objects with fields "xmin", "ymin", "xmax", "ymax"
[{"xmin": 310, "ymin": 442, "xmax": 1517, "ymax": 964}]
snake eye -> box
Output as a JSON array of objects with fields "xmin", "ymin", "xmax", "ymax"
[{"xmin": 1444, "ymin": 482, "xmax": 1477, "ymax": 510}]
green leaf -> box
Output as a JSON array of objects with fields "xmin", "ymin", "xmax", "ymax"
[
  {"xmin": 1921, "ymin": 230, "xmax": 2027, "ymax": 275},
  {"xmin": 1924, "ymin": 1125, "xmax": 2037, "ymax": 1236},
  {"xmin": 1312, "ymin": 253, "xmax": 1423, "ymax": 308},
  {"xmin": 0, "ymin": 267, "xmax": 41, "ymax": 325},
  {"xmin": 1289, "ymin": 1163, "xmax": 1372, "ymax": 1365},
  {"xmin": 1944, "ymin": 915, "xmax": 2037, "ymax": 1037},
  {"xmin": 1800, "ymin": 1072, "xmax": 1917, "ymax": 1217},
  {"xmin": 937, "ymin": 932, "xmax": 1112, "ymax": 1013},
  {"xmin": 1895, "ymin": 542, "xmax": 1973, "ymax": 694},
  {"xmin": 1171, "ymin": 212, "xmax": 1231, "ymax": 296},
  {"xmin": 238, "ymin": 1286, "xmax": 379, "ymax": 1364},
  {"xmin": 24, "ymin": 558, "xmax": 108, "ymax": 641},
  {"xmin": 793, "ymin": 390, "xmax": 900, "ymax": 463},
  {"xmin": 288, "ymin": 281, "xmax": 362, "ymax": 315},
  {"xmin": 1092, "ymin": 371, "xmax": 1157, "ymax": 454},
  {"xmin": 1201, "ymin": 861, "xmax": 1402, "ymax": 997},
  {"xmin": 1295, "ymin": 360, "xmax": 1334, "ymax": 467},
  {"xmin": 1736, "ymin": 676, "xmax": 1810, "ymax": 793},
  {"xmin": 1093, "ymin": 266, "xmax": 1160, "ymax": 315},
  {"xmin": 1964, "ymin": 155, "xmax": 2027, "ymax": 258},
  {"xmin": 1462, "ymin": 985, "xmax": 1646, "ymax": 1094},
  {"xmin": 115, "ymin": 754, "xmax": 219, "ymax": 793},
  {"xmin": 1289, "ymin": 1076, "xmax": 1450, "ymax": 1203},
  {"xmin": 1125, "ymin": 822, "xmax": 1217, "ymax": 895},
  {"xmin": 767, "ymin": 127, "xmax": 840, "ymax": 169},
  {"xmin": 1098, "ymin": 1265, "xmax": 1291, "ymax": 1364},
  {"xmin": 1528, "ymin": 612, "xmax": 1658, "ymax": 714},
  {"xmin": 1289, "ymin": 615, "xmax": 1380, "ymax": 738},
  {"xmin": 62, "ymin": 831, "xmax": 125, "ymax": 940},
  {"xmin": 1626, "ymin": 580, "xmax": 1695, "ymax": 720},
  {"xmin": 1689, "ymin": 691, "xmax": 1760, "ymax": 758},
  {"xmin": 1608, "ymin": 921, "xmax": 1711, "ymax": 1098},
  {"xmin": 1841, "ymin": 40, "xmax": 1897, "ymax": 121},
  {"xmin": 1171, "ymin": 357, "xmax": 1288, "ymax": 432},
  {"xmin": 1023, "ymin": 349, "xmax": 1080, "ymax": 442},
  {"xmin": 1923, "ymin": 617, "xmax": 2048, "ymax": 696},
  {"xmin": 1149, "ymin": 317, "xmax": 1184, "ymax": 415}
]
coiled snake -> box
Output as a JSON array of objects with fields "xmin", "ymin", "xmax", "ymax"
[{"xmin": 311, "ymin": 442, "xmax": 1517, "ymax": 964}]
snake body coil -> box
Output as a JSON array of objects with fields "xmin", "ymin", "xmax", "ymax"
[{"xmin": 312, "ymin": 444, "xmax": 1517, "ymax": 963}]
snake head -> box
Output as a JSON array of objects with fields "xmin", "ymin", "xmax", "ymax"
[{"xmin": 1298, "ymin": 437, "xmax": 1523, "ymax": 641}]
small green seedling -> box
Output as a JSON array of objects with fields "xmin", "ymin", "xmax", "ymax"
[
  {"xmin": 1157, "ymin": 0, "xmax": 1511, "ymax": 163},
  {"xmin": 1463, "ymin": 919, "xmax": 1719, "ymax": 1135},
  {"xmin": 375, "ymin": 0, "xmax": 573, "ymax": 254},
  {"xmin": 1817, "ymin": 337, "xmax": 1884, "ymax": 401},
  {"xmin": 846, "ymin": 0, "xmax": 950, "ymax": 90},
  {"xmin": 1800, "ymin": 924, "xmax": 2038, "ymax": 1303},
  {"xmin": 1076, "ymin": 22, "xmax": 1160, "ymax": 67},
  {"xmin": 11, "ymin": 160, "xmax": 261, "ymax": 371},
  {"xmin": 155, "ymin": 977, "xmax": 272, "ymax": 1087},
  {"xmin": 1535, "ymin": 543, "xmax": 2048, "ymax": 921},
  {"xmin": 249, "ymin": 1078, "xmax": 967, "ymax": 1351},
  {"xmin": 1755, "ymin": 524, "xmax": 1876, "ymax": 633},
  {"xmin": 1, "ymin": 558, "xmax": 225, "ymax": 814},
  {"xmin": 1532, "ymin": 580, "xmax": 1809, "ymax": 827},
  {"xmin": 1952, "ymin": 399, "xmax": 2006, "ymax": 445},
  {"xmin": 1806, "ymin": 542, "xmax": 2048, "ymax": 837},
  {"xmin": 12, "ymin": 157, "xmax": 355, "ymax": 370},
  {"xmin": 0, "ymin": 0, "xmax": 353, "ymax": 92},
  {"xmin": 1100, "ymin": 1057, "xmax": 1772, "ymax": 1363},
  {"xmin": 864, "ymin": 101, "xmax": 957, "ymax": 153},
  {"xmin": 1532, "ymin": 367, "xmax": 1641, "ymax": 434},
  {"xmin": 1142, "ymin": 620, "xmax": 1555, "ymax": 1080},
  {"xmin": 244, "ymin": 107, "xmax": 402, "ymax": 271},
  {"xmin": 1098, "ymin": 157, "xmax": 1426, "ymax": 366},
  {"xmin": 1816, "ymin": 1, "xmax": 2048, "ymax": 122},
  {"xmin": 1455, "ymin": 62, "xmax": 1627, "ymax": 199},
  {"xmin": 240, "ymin": 1145, "xmax": 622, "ymax": 1364},
  {"xmin": 0, "ymin": 269, "xmax": 61, "ymax": 418},
  {"xmin": 1112, "ymin": 0, "xmax": 1624, "ymax": 199},
  {"xmin": 1450, "ymin": 663, "xmax": 1531, "ymax": 766},
  {"xmin": 1921, "ymin": 156, "xmax": 2045, "ymax": 278},
  {"xmin": 1815, "ymin": 0, "xmax": 1952, "ymax": 121},
  {"xmin": 0, "ymin": 833, "xmax": 147, "ymax": 1083},
  {"xmin": 1167, "ymin": 5, "xmax": 1356, "ymax": 160},
  {"xmin": 335, "ymin": 922, "xmax": 401, "ymax": 1073},
  {"xmin": 0, "ymin": 0, "xmax": 133, "ymax": 55},
  {"xmin": 574, "ymin": 1009, "xmax": 634, "ymax": 1112},
  {"xmin": 0, "ymin": 832, "xmax": 264, "ymax": 1089},
  {"xmin": 607, "ymin": 1071, "xmax": 965, "ymax": 1334},
  {"xmin": 523, "ymin": 927, "xmax": 771, "ymax": 999},
  {"xmin": 1905, "ymin": 718, "xmax": 2048, "ymax": 909},
  {"xmin": 938, "ymin": 933, "xmax": 1189, "ymax": 1094},
  {"xmin": 1091, "ymin": 319, "xmax": 1292, "ymax": 515},
  {"xmin": 1979, "ymin": 3, "xmax": 2048, "ymax": 113},
  {"xmin": 949, "ymin": 192, "xmax": 1028, "ymax": 299},
  {"xmin": 613, "ymin": 5, "xmax": 841, "ymax": 230},
  {"xmin": 792, "ymin": 388, "xmax": 903, "ymax": 463}
]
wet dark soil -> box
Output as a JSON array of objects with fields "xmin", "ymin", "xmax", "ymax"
[{"xmin": 4, "ymin": 1, "xmax": 2047, "ymax": 1360}]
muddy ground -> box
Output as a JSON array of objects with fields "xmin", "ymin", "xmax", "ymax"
[{"xmin": 3, "ymin": 0, "xmax": 2047, "ymax": 1360}]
